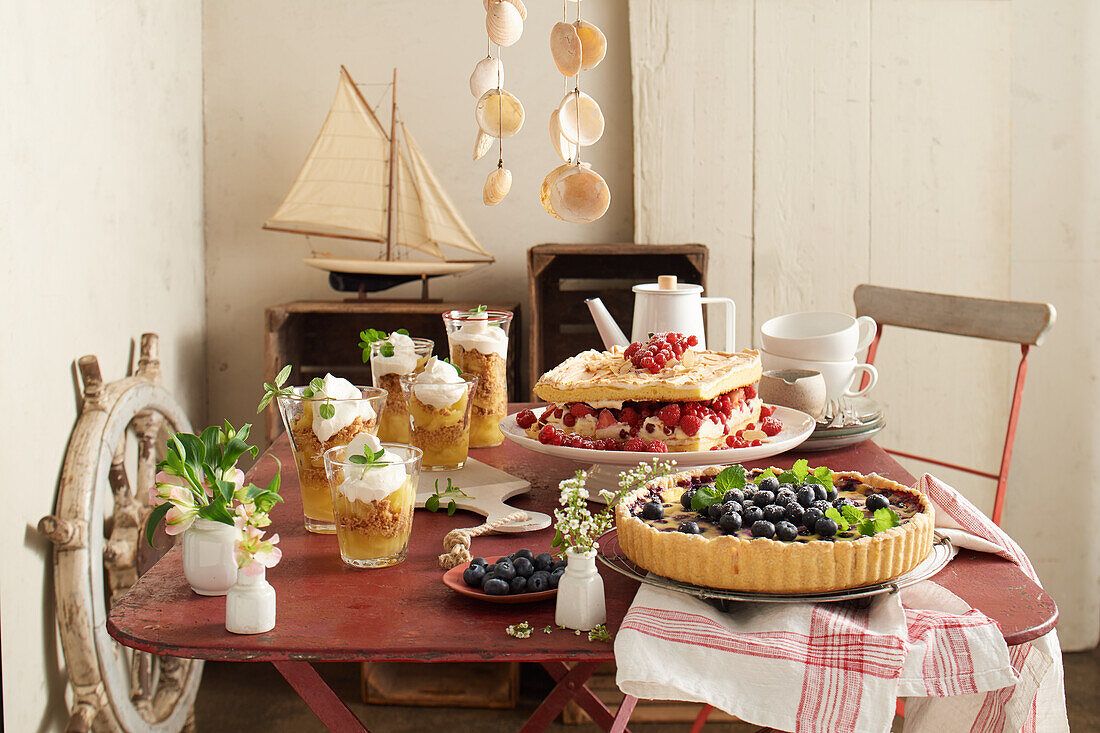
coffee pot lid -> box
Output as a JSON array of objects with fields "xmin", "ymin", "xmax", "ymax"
[{"xmin": 633, "ymin": 274, "xmax": 703, "ymax": 294}]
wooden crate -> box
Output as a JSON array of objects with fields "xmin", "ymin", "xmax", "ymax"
[
  {"xmin": 263, "ymin": 299, "xmax": 521, "ymax": 444},
  {"xmin": 527, "ymin": 244, "xmax": 708, "ymax": 394},
  {"xmin": 561, "ymin": 662, "xmax": 748, "ymax": 726},
  {"xmin": 361, "ymin": 661, "xmax": 519, "ymax": 709}
]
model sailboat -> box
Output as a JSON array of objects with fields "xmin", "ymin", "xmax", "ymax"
[{"xmin": 264, "ymin": 67, "xmax": 493, "ymax": 295}]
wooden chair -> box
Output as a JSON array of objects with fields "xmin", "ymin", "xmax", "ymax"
[{"xmin": 853, "ymin": 284, "xmax": 1056, "ymax": 525}]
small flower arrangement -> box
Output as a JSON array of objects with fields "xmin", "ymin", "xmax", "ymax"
[
  {"xmin": 552, "ymin": 459, "xmax": 677, "ymax": 555},
  {"xmin": 233, "ymin": 501, "xmax": 283, "ymax": 576},
  {"xmin": 145, "ymin": 421, "xmax": 283, "ymax": 545}
]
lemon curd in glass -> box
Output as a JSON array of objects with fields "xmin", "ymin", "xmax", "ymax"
[
  {"xmin": 276, "ymin": 378, "xmax": 387, "ymax": 534},
  {"xmin": 401, "ymin": 361, "xmax": 477, "ymax": 471},
  {"xmin": 443, "ymin": 309, "xmax": 512, "ymax": 448},
  {"xmin": 324, "ymin": 441, "xmax": 422, "ymax": 569},
  {"xmin": 369, "ymin": 336, "xmax": 433, "ymax": 443}
]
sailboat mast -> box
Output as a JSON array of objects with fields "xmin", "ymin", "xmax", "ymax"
[{"xmin": 385, "ymin": 68, "xmax": 398, "ymax": 262}]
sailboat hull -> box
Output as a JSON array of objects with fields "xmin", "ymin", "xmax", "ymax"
[{"xmin": 302, "ymin": 257, "xmax": 478, "ymax": 277}]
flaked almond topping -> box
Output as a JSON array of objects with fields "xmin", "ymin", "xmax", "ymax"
[
  {"xmin": 681, "ymin": 349, "xmax": 698, "ymax": 367},
  {"xmin": 741, "ymin": 429, "xmax": 768, "ymax": 442}
]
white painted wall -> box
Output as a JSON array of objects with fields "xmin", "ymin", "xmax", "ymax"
[
  {"xmin": 631, "ymin": 0, "xmax": 1099, "ymax": 650},
  {"xmin": 0, "ymin": 2, "xmax": 205, "ymax": 730},
  {"xmin": 203, "ymin": 0, "xmax": 634, "ymax": 430}
]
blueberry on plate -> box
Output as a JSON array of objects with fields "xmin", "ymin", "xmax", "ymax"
[
  {"xmin": 811, "ymin": 499, "xmax": 832, "ymax": 514},
  {"xmin": 483, "ymin": 578, "xmax": 510, "ymax": 596},
  {"xmin": 786, "ymin": 504, "xmax": 805, "ymax": 526},
  {"xmin": 826, "ymin": 487, "xmax": 839, "ymax": 502},
  {"xmin": 512, "ymin": 556, "xmax": 534, "ymax": 578},
  {"xmin": 707, "ymin": 502, "xmax": 727, "ymax": 522},
  {"xmin": 802, "ymin": 508, "xmax": 824, "ymax": 530},
  {"xmin": 494, "ymin": 559, "xmax": 516, "ymax": 582},
  {"xmin": 751, "ymin": 520, "xmax": 776, "ymax": 539},
  {"xmin": 742, "ymin": 506, "xmax": 765, "ymax": 525},
  {"xmin": 775, "ymin": 521, "xmax": 799, "ymax": 542},
  {"xmin": 753, "ymin": 490, "xmax": 776, "ymax": 508},
  {"xmin": 721, "ymin": 500, "xmax": 743, "ymax": 516},
  {"xmin": 776, "ymin": 489, "xmax": 797, "ymax": 505},
  {"xmin": 723, "ymin": 488, "xmax": 745, "ymax": 505},
  {"xmin": 512, "ymin": 548, "xmax": 535, "ymax": 561},
  {"xmin": 834, "ymin": 497, "xmax": 856, "ymax": 509},
  {"xmin": 533, "ymin": 552, "xmax": 554, "ymax": 572},
  {"xmin": 680, "ymin": 488, "xmax": 697, "ymax": 510},
  {"xmin": 866, "ymin": 494, "xmax": 890, "ymax": 511},
  {"xmin": 641, "ymin": 501, "xmax": 664, "ymax": 520},
  {"xmin": 678, "ymin": 520, "xmax": 701, "ymax": 534},
  {"xmin": 763, "ymin": 504, "xmax": 786, "ymax": 524},
  {"xmin": 796, "ymin": 488, "xmax": 815, "ymax": 508},
  {"xmin": 758, "ymin": 476, "xmax": 780, "ymax": 493},
  {"xmin": 470, "ymin": 557, "xmax": 488, "ymax": 567},
  {"xmin": 463, "ymin": 564, "xmax": 486, "ymax": 587},
  {"xmin": 528, "ymin": 570, "xmax": 551, "ymax": 593},
  {"xmin": 815, "ymin": 517, "xmax": 838, "ymax": 538},
  {"xmin": 549, "ymin": 567, "xmax": 565, "ymax": 588},
  {"xmin": 719, "ymin": 512, "xmax": 742, "ymax": 534},
  {"xmin": 509, "ymin": 575, "xmax": 527, "ymax": 594},
  {"xmin": 807, "ymin": 483, "xmax": 827, "ymax": 501}
]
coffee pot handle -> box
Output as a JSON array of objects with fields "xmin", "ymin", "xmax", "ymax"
[{"xmin": 700, "ymin": 297, "xmax": 736, "ymax": 352}]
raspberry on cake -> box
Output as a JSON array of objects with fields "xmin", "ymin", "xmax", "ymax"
[{"xmin": 529, "ymin": 333, "xmax": 767, "ymax": 452}]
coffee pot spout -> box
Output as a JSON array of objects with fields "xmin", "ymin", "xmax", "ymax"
[{"xmin": 585, "ymin": 298, "xmax": 630, "ymax": 350}]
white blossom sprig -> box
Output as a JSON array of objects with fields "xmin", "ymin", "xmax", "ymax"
[{"xmin": 552, "ymin": 459, "xmax": 677, "ymax": 555}]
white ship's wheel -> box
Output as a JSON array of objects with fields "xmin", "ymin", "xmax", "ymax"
[{"xmin": 39, "ymin": 334, "xmax": 203, "ymax": 732}]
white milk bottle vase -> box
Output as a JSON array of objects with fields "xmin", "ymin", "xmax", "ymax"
[
  {"xmin": 182, "ymin": 518, "xmax": 238, "ymax": 596},
  {"xmin": 225, "ymin": 565, "xmax": 277, "ymax": 635},
  {"xmin": 555, "ymin": 548, "xmax": 606, "ymax": 631}
]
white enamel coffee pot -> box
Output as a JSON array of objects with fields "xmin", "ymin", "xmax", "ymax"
[{"xmin": 586, "ymin": 275, "xmax": 735, "ymax": 351}]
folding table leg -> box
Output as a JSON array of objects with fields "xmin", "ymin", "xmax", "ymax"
[
  {"xmin": 272, "ymin": 660, "xmax": 368, "ymax": 732},
  {"xmin": 521, "ymin": 661, "xmax": 632, "ymax": 733}
]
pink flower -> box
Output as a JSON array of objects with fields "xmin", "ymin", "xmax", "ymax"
[{"xmin": 235, "ymin": 526, "xmax": 282, "ymax": 574}]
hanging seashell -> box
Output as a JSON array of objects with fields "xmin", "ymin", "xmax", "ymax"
[
  {"xmin": 486, "ymin": 0, "xmax": 523, "ymax": 47},
  {"xmin": 483, "ymin": 0, "xmax": 527, "ymax": 21},
  {"xmin": 549, "ymin": 110, "xmax": 577, "ymax": 164},
  {"xmin": 573, "ymin": 21, "xmax": 607, "ymax": 71},
  {"xmin": 473, "ymin": 130, "xmax": 494, "ymax": 161},
  {"xmin": 483, "ymin": 166, "xmax": 512, "ymax": 206},
  {"xmin": 540, "ymin": 164, "xmax": 573, "ymax": 220},
  {"xmin": 475, "ymin": 89, "xmax": 525, "ymax": 139},
  {"xmin": 550, "ymin": 22, "xmax": 582, "ymax": 77},
  {"xmin": 557, "ymin": 91, "xmax": 605, "ymax": 147},
  {"xmin": 470, "ymin": 57, "xmax": 504, "ymax": 99},
  {"xmin": 549, "ymin": 164, "xmax": 611, "ymax": 223}
]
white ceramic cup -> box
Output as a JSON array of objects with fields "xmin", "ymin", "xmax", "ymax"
[
  {"xmin": 759, "ymin": 350, "xmax": 878, "ymax": 402},
  {"xmin": 760, "ymin": 312, "xmax": 877, "ymax": 362}
]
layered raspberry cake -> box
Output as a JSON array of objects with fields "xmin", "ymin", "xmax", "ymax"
[
  {"xmin": 614, "ymin": 462, "xmax": 935, "ymax": 593},
  {"xmin": 516, "ymin": 333, "xmax": 782, "ymax": 452}
]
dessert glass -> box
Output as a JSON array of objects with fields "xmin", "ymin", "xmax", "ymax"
[
  {"xmin": 401, "ymin": 373, "xmax": 478, "ymax": 471},
  {"xmin": 323, "ymin": 443, "xmax": 422, "ymax": 569},
  {"xmin": 442, "ymin": 309, "xmax": 512, "ymax": 447},
  {"xmin": 276, "ymin": 386, "xmax": 387, "ymax": 534},
  {"xmin": 369, "ymin": 337, "xmax": 434, "ymax": 443}
]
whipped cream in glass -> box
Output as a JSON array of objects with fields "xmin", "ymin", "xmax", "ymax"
[
  {"xmin": 337, "ymin": 433, "xmax": 407, "ymax": 503},
  {"xmin": 449, "ymin": 311, "xmax": 508, "ymax": 357},
  {"xmin": 411, "ymin": 357, "xmax": 467, "ymax": 409},
  {"xmin": 311, "ymin": 373, "xmax": 377, "ymax": 442},
  {"xmin": 371, "ymin": 332, "xmax": 420, "ymax": 376}
]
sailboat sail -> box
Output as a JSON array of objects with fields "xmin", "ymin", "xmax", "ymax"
[
  {"xmin": 264, "ymin": 66, "xmax": 492, "ymax": 269},
  {"xmin": 265, "ymin": 68, "xmax": 389, "ymax": 242}
]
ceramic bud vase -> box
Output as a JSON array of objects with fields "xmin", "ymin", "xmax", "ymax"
[
  {"xmin": 225, "ymin": 566, "xmax": 277, "ymax": 635},
  {"xmin": 182, "ymin": 518, "xmax": 238, "ymax": 596},
  {"xmin": 555, "ymin": 548, "xmax": 606, "ymax": 631}
]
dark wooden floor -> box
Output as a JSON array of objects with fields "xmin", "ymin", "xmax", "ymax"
[{"xmin": 195, "ymin": 645, "xmax": 1099, "ymax": 732}]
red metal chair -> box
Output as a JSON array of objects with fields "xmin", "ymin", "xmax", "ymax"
[{"xmin": 853, "ymin": 284, "xmax": 1055, "ymax": 526}]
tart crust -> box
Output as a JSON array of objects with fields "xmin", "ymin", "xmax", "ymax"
[{"xmin": 614, "ymin": 467, "xmax": 935, "ymax": 593}]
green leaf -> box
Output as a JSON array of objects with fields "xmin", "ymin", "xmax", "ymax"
[
  {"xmin": 318, "ymin": 402, "xmax": 336, "ymax": 420},
  {"xmin": 468, "ymin": 304, "xmax": 487, "ymax": 315},
  {"xmin": 310, "ymin": 377, "xmax": 325, "ymax": 394},
  {"xmin": 812, "ymin": 465, "xmax": 834, "ymax": 492},
  {"xmin": 144, "ymin": 502, "xmax": 171, "ymax": 548},
  {"xmin": 873, "ymin": 507, "xmax": 900, "ymax": 533},
  {"xmin": 372, "ymin": 448, "xmax": 385, "ymax": 461},
  {"xmin": 359, "ymin": 328, "xmax": 388, "ymax": 347},
  {"xmin": 257, "ymin": 393, "xmax": 273, "ymax": 413},
  {"xmin": 425, "ymin": 495, "xmax": 439, "ymax": 512},
  {"xmin": 840, "ymin": 504, "xmax": 863, "ymax": 525},
  {"xmin": 791, "ymin": 459, "xmax": 810, "ymax": 482},
  {"xmin": 348, "ymin": 454, "xmax": 367, "ymax": 464},
  {"xmin": 395, "ymin": 328, "xmax": 409, "ymax": 335},
  {"xmin": 715, "ymin": 465, "xmax": 747, "ymax": 494},
  {"xmin": 197, "ymin": 502, "xmax": 235, "ymax": 526},
  {"xmin": 447, "ymin": 500, "xmax": 457, "ymax": 516},
  {"xmin": 380, "ymin": 343, "xmax": 395, "ymax": 357},
  {"xmin": 857, "ymin": 518, "xmax": 876, "ymax": 537},
  {"xmin": 824, "ymin": 507, "xmax": 850, "ymax": 532},
  {"xmin": 690, "ymin": 482, "xmax": 724, "ymax": 512},
  {"xmin": 275, "ymin": 364, "xmax": 293, "ymax": 387},
  {"xmin": 753, "ymin": 467, "xmax": 779, "ymax": 485}
]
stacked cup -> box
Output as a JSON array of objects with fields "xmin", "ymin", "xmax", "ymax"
[{"xmin": 758, "ymin": 312, "xmax": 879, "ymax": 408}]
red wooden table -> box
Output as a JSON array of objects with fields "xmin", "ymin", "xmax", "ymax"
[{"xmin": 107, "ymin": 406, "xmax": 1057, "ymax": 732}]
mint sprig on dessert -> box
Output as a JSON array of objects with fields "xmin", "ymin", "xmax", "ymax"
[
  {"xmin": 256, "ymin": 365, "xmax": 335, "ymax": 419},
  {"xmin": 358, "ymin": 327, "xmax": 409, "ymax": 362},
  {"xmin": 425, "ymin": 478, "xmax": 471, "ymax": 515},
  {"xmin": 692, "ymin": 460, "xmax": 833, "ymax": 512},
  {"xmin": 857, "ymin": 507, "xmax": 901, "ymax": 537},
  {"xmin": 468, "ymin": 304, "xmax": 488, "ymax": 315}
]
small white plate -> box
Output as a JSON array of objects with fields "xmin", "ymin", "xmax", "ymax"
[{"xmin": 500, "ymin": 405, "xmax": 816, "ymax": 467}]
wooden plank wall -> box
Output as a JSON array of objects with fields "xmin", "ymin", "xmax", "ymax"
[{"xmin": 629, "ymin": 0, "xmax": 1012, "ymax": 509}]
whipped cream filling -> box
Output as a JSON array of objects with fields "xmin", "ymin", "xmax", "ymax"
[
  {"xmin": 371, "ymin": 332, "xmax": 419, "ymax": 377},
  {"xmin": 312, "ymin": 374, "xmax": 376, "ymax": 443},
  {"xmin": 338, "ymin": 433, "xmax": 406, "ymax": 503},
  {"xmin": 412, "ymin": 357, "xmax": 467, "ymax": 409},
  {"xmin": 449, "ymin": 312, "xmax": 508, "ymax": 358}
]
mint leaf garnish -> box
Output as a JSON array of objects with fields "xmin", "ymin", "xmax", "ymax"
[
  {"xmin": 318, "ymin": 402, "xmax": 335, "ymax": 420},
  {"xmin": 824, "ymin": 507, "xmax": 849, "ymax": 532},
  {"xmin": 715, "ymin": 465, "xmax": 747, "ymax": 494},
  {"xmin": 858, "ymin": 518, "xmax": 876, "ymax": 536},
  {"xmin": 791, "ymin": 459, "xmax": 810, "ymax": 482},
  {"xmin": 468, "ymin": 304, "xmax": 487, "ymax": 315},
  {"xmin": 753, "ymin": 467, "xmax": 779, "ymax": 485},
  {"xmin": 395, "ymin": 328, "xmax": 409, "ymax": 336},
  {"xmin": 425, "ymin": 478, "xmax": 471, "ymax": 513},
  {"xmin": 873, "ymin": 507, "xmax": 900, "ymax": 533},
  {"xmin": 840, "ymin": 504, "xmax": 863, "ymax": 525},
  {"xmin": 380, "ymin": 343, "xmax": 395, "ymax": 357},
  {"xmin": 690, "ymin": 482, "xmax": 725, "ymax": 512}
]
